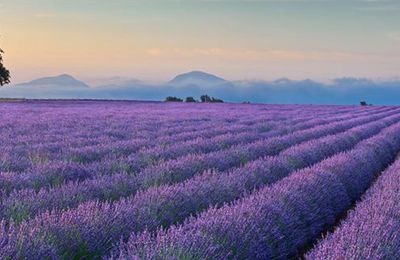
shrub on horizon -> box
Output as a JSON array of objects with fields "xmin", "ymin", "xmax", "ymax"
[
  {"xmin": 165, "ymin": 96, "xmax": 183, "ymax": 102},
  {"xmin": 185, "ymin": 97, "xmax": 197, "ymax": 103}
]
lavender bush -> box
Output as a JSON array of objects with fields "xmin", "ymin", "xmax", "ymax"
[
  {"xmin": 2, "ymin": 109, "xmax": 400, "ymax": 224},
  {"xmin": 0, "ymin": 101, "xmax": 399, "ymax": 259},
  {"xmin": 112, "ymin": 121, "xmax": 400, "ymax": 259},
  {"xmin": 307, "ymin": 157, "xmax": 400, "ymax": 259}
]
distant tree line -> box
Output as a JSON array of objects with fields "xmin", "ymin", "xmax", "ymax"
[
  {"xmin": 185, "ymin": 97, "xmax": 196, "ymax": 103},
  {"xmin": 165, "ymin": 94, "xmax": 224, "ymax": 103},
  {"xmin": 360, "ymin": 101, "xmax": 372, "ymax": 106},
  {"xmin": 0, "ymin": 48, "xmax": 11, "ymax": 86},
  {"xmin": 199, "ymin": 95, "xmax": 223, "ymax": 103},
  {"xmin": 165, "ymin": 96, "xmax": 184, "ymax": 102}
]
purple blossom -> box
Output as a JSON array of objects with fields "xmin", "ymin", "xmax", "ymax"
[{"xmin": 0, "ymin": 101, "xmax": 399, "ymax": 259}]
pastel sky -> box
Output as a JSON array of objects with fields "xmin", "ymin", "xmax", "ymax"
[{"xmin": 1, "ymin": 0, "xmax": 399, "ymax": 83}]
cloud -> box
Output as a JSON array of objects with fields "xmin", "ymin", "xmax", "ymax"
[
  {"xmin": 356, "ymin": 3, "xmax": 400, "ymax": 11},
  {"xmin": 3, "ymin": 75, "xmax": 400, "ymax": 105},
  {"xmin": 146, "ymin": 49, "xmax": 163, "ymax": 56},
  {"xmin": 144, "ymin": 47, "xmax": 392, "ymax": 63},
  {"xmin": 388, "ymin": 33, "xmax": 400, "ymax": 42},
  {"xmin": 34, "ymin": 12, "xmax": 57, "ymax": 19}
]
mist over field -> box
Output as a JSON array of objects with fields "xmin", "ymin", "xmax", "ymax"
[{"xmin": 2, "ymin": 72, "xmax": 400, "ymax": 105}]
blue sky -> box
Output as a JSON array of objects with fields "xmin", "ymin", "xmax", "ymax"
[{"xmin": 0, "ymin": 0, "xmax": 399, "ymax": 83}]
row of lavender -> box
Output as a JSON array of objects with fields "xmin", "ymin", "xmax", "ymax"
[
  {"xmin": 1, "ymin": 107, "xmax": 399, "ymax": 225},
  {"xmin": 0, "ymin": 101, "xmax": 399, "ymax": 259},
  {"xmin": 0, "ymin": 104, "xmax": 381, "ymax": 199},
  {"xmin": 2, "ymin": 103, "xmax": 323, "ymax": 195},
  {"xmin": 0, "ymin": 102, "xmax": 358, "ymax": 186},
  {"xmin": 307, "ymin": 151, "xmax": 400, "ymax": 259},
  {"xmin": 111, "ymin": 112, "xmax": 400, "ymax": 259},
  {"xmin": 2, "ymin": 104, "xmax": 377, "ymax": 201}
]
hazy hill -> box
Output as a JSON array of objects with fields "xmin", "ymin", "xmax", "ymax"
[
  {"xmin": 16, "ymin": 74, "xmax": 89, "ymax": 89},
  {"xmin": 168, "ymin": 71, "xmax": 228, "ymax": 87},
  {"xmin": 1, "ymin": 73, "xmax": 400, "ymax": 105}
]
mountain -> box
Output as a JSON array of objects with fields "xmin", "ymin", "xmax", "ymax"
[
  {"xmin": 168, "ymin": 71, "xmax": 228, "ymax": 87},
  {"xmin": 0, "ymin": 74, "xmax": 92, "ymax": 99},
  {"xmin": 3, "ymin": 73, "xmax": 400, "ymax": 105},
  {"xmin": 15, "ymin": 74, "xmax": 90, "ymax": 89}
]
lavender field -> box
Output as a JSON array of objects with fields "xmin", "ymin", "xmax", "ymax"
[{"xmin": 1, "ymin": 100, "xmax": 400, "ymax": 259}]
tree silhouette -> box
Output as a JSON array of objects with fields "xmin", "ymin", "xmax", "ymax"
[
  {"xmin": 200, "ymin": 95, "xmax": 211, "ymax": 103},
  {"xmin": 185, "ymin": 97, "xmax": 197, "ymax": 103},
  {"xmin": 0, "ymin": 48, "xmax": 11, "ymax": 86},
  {"xmin": 200, "ymin": 94, "xmax": 223, "ymax": 103},
  {"xmin": 165, "ymin": 96, "xmax": 183, "ymax": 102}
]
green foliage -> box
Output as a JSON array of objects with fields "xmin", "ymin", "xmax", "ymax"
[
  {"xmin": 165, "ymin": 96, "xmax": 183, "ymax": 102},
  {"xmin": 166, "ymin": 95, "xmax": 223, "ymax": 103},
  {"xmin": 185, "ymin": 97, "xmax": 197, "ymax": 103},
  {"xmin": 200, "ymin": 94, "xmax": 211, "ymax": 103},
  {"xmin": 210, "ymin": 97, "xmax": 224, "ymax": 103},
  {"xmin": 360, "ymin": 101, "xmax": 372, "ymax": 106},
  {"xmin": 0, "ymin": 48, "xmax": 11, "ymax": 86},
  {"xmin": 200, "ymin": 94, "xmax": 224, "ymax": 103}
]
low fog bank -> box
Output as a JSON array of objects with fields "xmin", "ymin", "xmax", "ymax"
[{"xmin": 2, "ymin": 76, "xmax": 400, "ymax": 105}]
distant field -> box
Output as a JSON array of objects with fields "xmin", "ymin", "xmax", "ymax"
[
  {"xmin": 1, "ymin": 101, "xmax": 400, "ymax": 259},
  {"xmin": 0, "ymin": 98, "xmax": 27, "ymax": 102}
]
